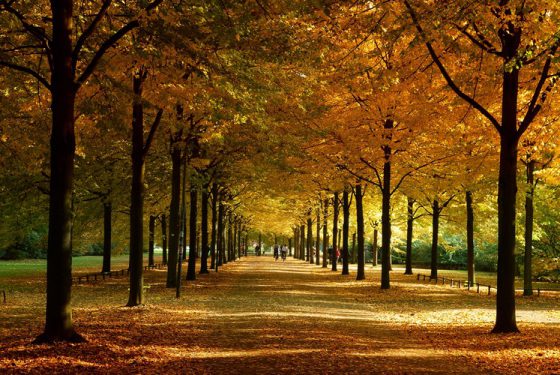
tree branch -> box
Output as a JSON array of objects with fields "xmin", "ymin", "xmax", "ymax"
[
  {"xmin": 143, "ymin": 109, "xmax": 164, "ymax": 157},
  {"xmin": 74, "ymin": 0, "xmax": 165, "ymax": 90},
  {"xmin": 518, "ymin": 39, "xmax": 560, "ymax": 137},
  {"xmin": 453, "ymin": 22, "xmax": 503, "ymax": 57},
  {"xmin": 72, "ymin": 0, "xmax": 112, "ymax": 71},
  {"xmin": 0, "ymin": 60, "xmax": 51, "ymax": 90},
  {"xmin": 390, "ymin": 154, "xmax": 455, "ymax": 196},
  {"xmin": 75, "ymin": 20, "xmax": 138, "ymax": 90},
  {"xmin": 1, "ymin": 1, "xmax": 51, "ymax": 44},
  {"xmin": 359, "ymin": 157, "xmax": 383, "ymax": 187},
  {"xmin": 404, "ymin": 0, "xmax": 501, "ymax": 133}
]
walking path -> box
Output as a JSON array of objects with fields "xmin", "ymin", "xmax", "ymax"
[
  {"xmin": 184, "ymin": 257, "xmax": 484, "ymax": 374},
  {"xmin": 2, "ymin": 256, "xmax": 559, "ymax": 374}
]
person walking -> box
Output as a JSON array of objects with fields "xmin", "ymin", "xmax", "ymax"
[{"xmin": 273, "ymin": 243, "xmax": 279, "ymax": 261}]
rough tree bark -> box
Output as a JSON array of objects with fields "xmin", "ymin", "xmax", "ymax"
[
  {"xmin": 166, "ymin": 139, "xmax": 182, "ymax": 288},
  {"xmin": 300, "ymin": 224, "xmax": 305, "ymax": 261},
  {"xmin": 332, "ymin": 192, "xmax": 339, "ymax": 272},
  {"xmin": 308, "ymin": 211, "xmax": 313, "ymax": 264},
  {"xmin": 200, "ymin": 186, "xmax": 209, "ymax": 274},
  {"xmin": 35, "ymin": 0, "xmax": 83, "ymax": 344},
  {"xmin": 356, "ymin": 184, "xmax": 365, "ymax": 280},
  {"xmin": 216, "ymin": 201, "xmax": 224, "ymax": 268},
  {"xmin": 186, "ymin": 187, "xmax": 197, "ymax": 281},
  {"xmin": 404, "ymin": 197, "xmax": 414, "ymax": 275},
  {"xmin": 466, "ymin": 191, "xmax": 475, "ymax": 286},
  {"xmin": 148, "ymin": 215, "xmax": 155, "ymax": 267},
  {"xmin": 430, "ymin": 200, "xmax": 440, "ymax": 280},
  {"xmin": 372, "ymin": 226, "xmax": 378, "ymax": 267},
  {"xmin": 161, "ymin": 214, "xmax": 167, "ymax": 265},
  {"xmin": 316, "ymin": 207, "xmax": 321, "ymax": 265},
  {"xmin": 381, "ymin": 119, "xmax": 393, "ymax": 289},
  {"xmin": 342, "ymin": 189, "xmax": 350, "ymax": 275},
  {"xmin": 524, "ymin": 160, "xmax": 535, "ymax": 296},
  {"xmin": 210, "ymin": 183, "xmax": 218, "ymax": 269},
  {"xmin": 102, "ymin": 202, "xmax": 112, "ymax": 273},
  {"xmin": 322, "ymin": 198, "xmax": 329, "ymax": 268},
  {"xmin": 127, "ymin": 68, "xmax": 163, "ymax": 307}
]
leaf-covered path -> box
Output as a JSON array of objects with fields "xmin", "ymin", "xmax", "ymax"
[
  {"xmin": 187, "ymin": 257, "xmax": 485, "ymax": 374},
  {"xmin": 1, "ymin": 256, "xmax": 559, "ymax": 374}
]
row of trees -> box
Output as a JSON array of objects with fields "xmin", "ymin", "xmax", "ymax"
[{"xmin": 1, "ymin": 0, "xmax": 560, "ymax": 341}]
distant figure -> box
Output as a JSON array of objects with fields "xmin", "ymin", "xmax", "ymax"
[
  {"xmin": 255, "ymin": 244, "xmax": 261, "ymax": 256},
  {"xmin": 280, "ymin": 244, "xmax": 287, "ymax": 261},
  {"xmin": 335, "ymin": 247, "xmax": 341, "ymax": 263},
  {"xmin": 273, "ymin": 243, "xmax": 279, "ymax": 261}
]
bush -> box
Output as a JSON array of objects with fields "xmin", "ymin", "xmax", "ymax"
[
  {"xmin": 474, "ymin": 242, "xmax": 498, "ymax": 272},
  {"xmin": 86, "ymin": 242, "xmax": 104, "ymax": 256},
  {"xmin": 0, "ymin": 227, "xmax": 48, "ymax": 260}
]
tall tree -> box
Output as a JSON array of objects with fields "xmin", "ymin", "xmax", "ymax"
[
  {"xmin": 127, "ymin": 68, "xmax": 163, "ymax": 307},
  {"xmin": 355, "ymin": 184, "xmax": 365, "ymax": 280},
  {"xmin": 405, "ymin": 0, "xmax": 560, "ymax": 333},
  {"xmin": 342, "ymin": 188, "xmax": 350, "ymax": 275},
  {"xmin": 331, "ymin": 192, "xmax": 339, "ymax": 271}
]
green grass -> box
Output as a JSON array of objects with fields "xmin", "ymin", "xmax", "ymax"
[
  {"xmin": 0, "ymin": 254, "xmax": 164, "ymax": 280},
  {"xmin": 396, "ymin": 265, "xmax": 560, "ymax": 291}
]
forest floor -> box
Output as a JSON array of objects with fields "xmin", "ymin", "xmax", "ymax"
[{"xmin": 0, "ymin": 256, "xmax": 559, "ymax": 374}]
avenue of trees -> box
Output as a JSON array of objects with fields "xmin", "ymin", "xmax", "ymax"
[{"xmin": 1, "ymin": 0, "xmax": 559, "ymax": 341}]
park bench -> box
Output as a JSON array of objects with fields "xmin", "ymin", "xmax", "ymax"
[
  {"xmin": 415, "ymin": 273, "xmax": 560, "ymax": 297},
  {"xmin": 72, "ymin": 263, "xmax": 165, "ymax": 285}
]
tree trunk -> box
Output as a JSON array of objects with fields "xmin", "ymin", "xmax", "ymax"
[
  {"xmin": 332, "ymin": 192, "xmax": 339, "ymax": 271},
  {"xmin": 523, "ymin": 160, "xmax": 535, "ymax": 296},
  {"xmin": 210, "ymin": 183, "xmax": 218, "ymax": 270},
  {"xmin": 35, "ymin": 0, "xmax": 84, "ymax": 344},
  {"xmin": 293, "ymin": 228, "xmax": 297, "ymax": 258},
  {"xmin": 200, "ymin": 187, "xmax": 209, "ymax": 274},
  {"xmin": 232, "ymin": 218, "xmax": 238, "ymax": 261},
  {"xmin": 337, "ymin": 228, "xmax": 342, "ymax": 256},
  {"xmin": 102, "ymin": 202, "xmax": 112, "ymax": 273},
  {"xmin": 300, "ymin": 224, "xmax": 305, "ymax": 261},
  {"xmin": 148, "ymin": 215, "xmax": 155, "ymax": 267},
  {"xmin": 316, "ymin": 207, "xmax": 321, "ymax": 265},
  {"xmin": 430, "ymin": 200, "xmax": 440, "ymax": 280},
  {"xmin": 404, "ymin": 197, "xmax": 414, "ymax": 275},
  {"xmin": 351, "ymin": 233, "xmax": 356, "ymax": 264},
  {"xmin": 217, "ymin": 201, "xmax": 224, "ymax": 268},
  {"xmin": 492, "ymin": 63, "xmax": 520, "ymax": 333},
  {"xmin": 342, "ymin": 189, "xmax": 350, "ymax": 275},
  {"xmin": 161, "ymin": 214, "xmax": 167, "ymax": 265},
  {"xmin": 182, "ymin": 210, "xmax": 188, "ymax": 261},
  {"xmin": 227, "ymin": 216, "xmax": 233, "ymax": 262},
  {"xmin": 216, "ymin": 200, "xmax": 224, "ymax": 271},
  {"xmin": 127, "ymin": 70, "xmax": 148, "ymax": 307},
  {"xmin": 322, "ymin": 198, "xmax": 329, "ymax": 268},
  {"xmin": 166, "ymin": 145, "xmax": 181, "ymax": 288},
  {"xmin": 176, "ymin": 150, "xmax": 188, "ymax": 298},
  {"xmin": 356, "ymin": 184, "xmax": 365, "ymax": 280},
  {"xmin": 238, "ymin": 222, "xmax": 242, "ymax": 259},
  {"xmin": 186, "ymin": 188, "xmax": 197, "ymax": 281},
  {"xmin": 308, "ymin": 211, "xmax": 313, "ymax": 264},
  {"xmin": 380, "ymin": 184, "xmax": 391, "ymax": 287},
  {"xmin": 372, "ymin": 227, "xmax": 378, "ymax": 267},
  {"xmin": 466, "ymin": 191, "xmax": 475, "ymax": 286}
]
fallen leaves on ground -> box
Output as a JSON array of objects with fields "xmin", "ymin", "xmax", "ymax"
[{"xmin": 0, "ymin": 258, "xmax": 558, "ymax": 374}]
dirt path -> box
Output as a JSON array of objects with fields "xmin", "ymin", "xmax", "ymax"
[
  {"xmin": 181, "ymin": 257, "xmax": 484, "ymax": 374},
  {"xmin": 2, "ymin": 256, "xmax": 558, "ymax": 374}
]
